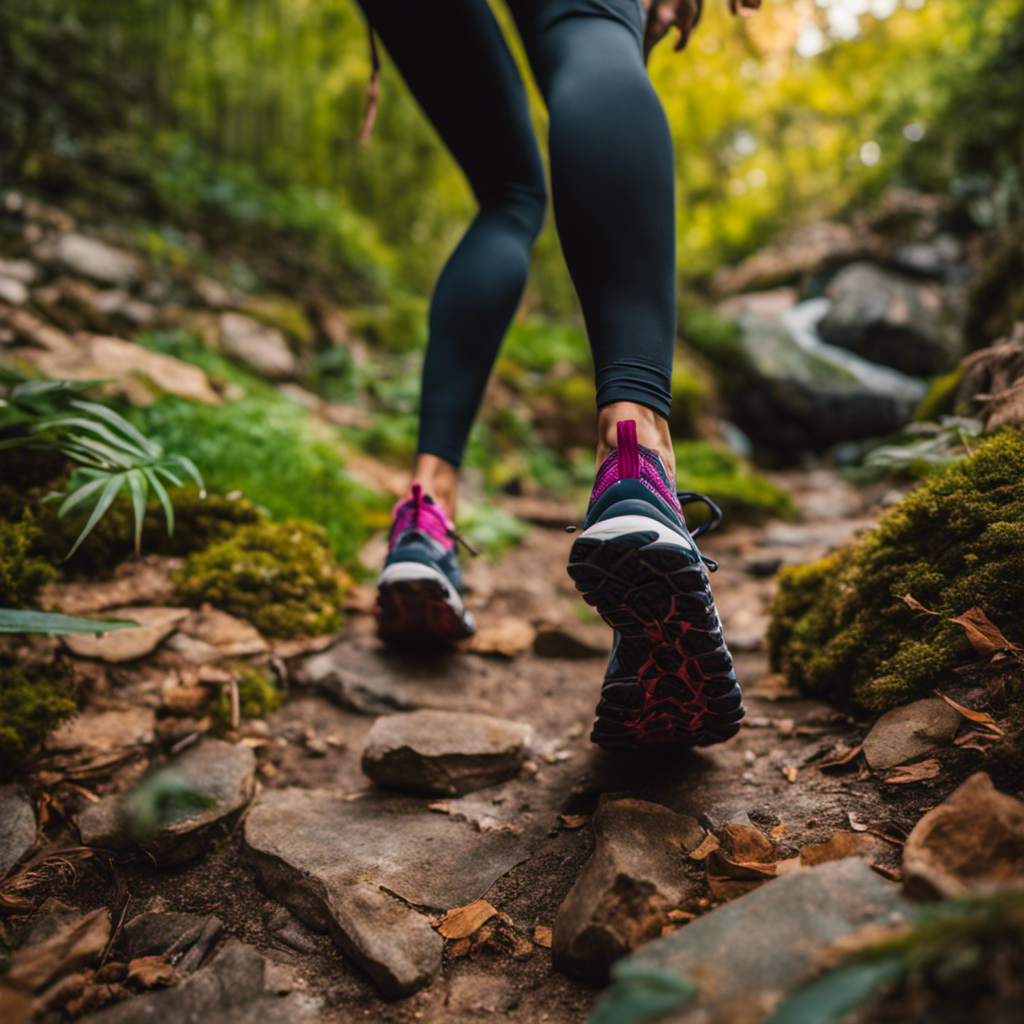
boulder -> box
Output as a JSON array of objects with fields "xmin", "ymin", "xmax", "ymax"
[
  {"xmin": 817, "ymin": 262, "xmax": 963, "ymax": 376},
  {"xmin": 552, "ymin": 798, "xmax": 705, "ymax": 984},
  {"xmin": 244, "ymin": 788, "xmax": 528, "ymax": 997},
  {"xmin": 723, "ymin": 304, "xmax": 925, "ymax": 454},
  {"xmin": 361, "ymin": 709, "xmax": 533, "ymax": 796}
]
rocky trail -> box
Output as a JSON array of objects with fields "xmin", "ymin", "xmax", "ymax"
[{"xmin": 4, "ymin": 458, "xmax": 1018, "ymax": 1024}]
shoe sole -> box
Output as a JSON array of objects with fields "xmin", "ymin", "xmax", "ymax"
[
  {"xmin": 376, "ymin": 563, "xmax": 476, "ymax": 645},
  {"xmin": 567, "ymin": 515, "xmax": 744, "ymax": 751}
]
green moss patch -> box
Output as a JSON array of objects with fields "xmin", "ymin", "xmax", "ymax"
[
  {"xmin": 175, "ymin": 519, "xmax": 343, "ymax": 637},
  {"xmin": 768, "ymin": 430, "xmax": 1024, "ymax": 712},
  {"xmin": 0, "ymin": 513, "xmax": 54, "ymax": 609},
  {"xmin": 0, "ymin": 659, "xmax": 76, "ymax": 771},
  {"xmin": 674, "ymin": 441, "xmax": 797, "ymax": 526},
  {"xmin": 210, "ymin": 665, "xmax": 284, "ymax": 736}
]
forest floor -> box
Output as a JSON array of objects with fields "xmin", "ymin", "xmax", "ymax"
[{"xmin": 6, "ymin": 460, "xmax": 1000, "ymax": 1024}]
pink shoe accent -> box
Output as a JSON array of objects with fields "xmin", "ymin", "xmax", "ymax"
[
  {"xmin": 617, "ymin": 420, "xmax": 640, "ymax": 480},
  {"xmin": 389, "ymin": 483, "xmax": 454, "ymax": 552},
  {"xmin": 587, "ymin": 420, "xmax": 682, "ymax": 515}
]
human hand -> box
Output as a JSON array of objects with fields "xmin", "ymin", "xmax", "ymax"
[{"xmin": 642, "ymin": 0, "xmax": 762, "ymax": 60}]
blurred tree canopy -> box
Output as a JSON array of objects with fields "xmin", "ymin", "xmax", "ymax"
[{"xmin": 1, "ymin": 0, "xmax": 1022, "ymax": 308}]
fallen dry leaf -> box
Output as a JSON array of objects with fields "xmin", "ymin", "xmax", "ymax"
[
  {"xmin": 717, "ymin": 823, "xmax": 775, "ymax": 863},
  {"xmin": 0, "ymin": 979, "xmax": 33, "ymax": 1024},
  {"xmin": 950, "ymin": 607, "xmax": 1021, "ymax": 659},
  {"xmin": 769, "ymin": 822, "xmax": 786, "ymax": 840},
  {"xmin": 818, "ymin": 744, "xmax": 863, "ymax": 770},
  {"xmin": 884, "ymin": 759, "xmax": 941, "ymax": 784},
  {"xmin": 708, "ymin": 876, "xmax": 763, "ymax": 902},
  {"xmin": 436, "ymin": 900, "xmax": 498, "ymax": 940},
  {"xmin": 800, "ymin": 832, "xmax": 870, "ymax": 866},
  {"xmin": 533, "ymin": 926, "xmax": 553, "ymax": 948},
  {"xmin": 901, "ymin": 594, "xmax": 939, "ymax": 615},
  {"xmin": 558, "ymin": 814, "xmax": 589, "ymax": 830},
  {"xmin": 706, "ymin": 851, "xmax": 777, "ymax": 880},
  {"xmin": 125, "ymin": 956, "xmax": 175, "ymax": 990},
  {"xmin": 427, "ymin": 801, "xmax": 450, "ymax": 814},
  {"xmin": 463, "ymin": 617, "xmax": 536, "ymax": 658},
  {"xmin": 9, "ymin": 908, "xmax": 110, "ymax": 991},
  {"xmin": 781, "ymin": 765, "xmax": 798, "ymax": 783},
  {"xmin": 936, "ymin": 693, "xmax": 1004, "ymax": 734},
  {"xmin": 817, "ymin": 922, "xmax": 913, "ymax": 968},
  {"xmin": 688, "ymin": 832, "xmax": 720, "ymax": 860}
]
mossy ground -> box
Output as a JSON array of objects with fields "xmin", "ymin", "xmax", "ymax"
[
  {"xmin": 768, "ymin": 430, "xmax": 1024, "ymax": 713},
  {"xmin": 0, "ymin": 658, "xmax": 76, "ymax": 773},
  {"xmin": 175, "ymin": 519, "xmax": 344, "ymax": 637},
  {"xmin": 209, "ymin": 665, "xmax": 284, "ymax": 736},
  {"xmin": 674, "ymin": 441, "xmax": 797, "ymax": 526}
]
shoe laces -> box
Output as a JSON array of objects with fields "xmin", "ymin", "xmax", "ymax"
[{"xmin": 390, "ymin": 484, "xmax": 480, "ymax": 556}]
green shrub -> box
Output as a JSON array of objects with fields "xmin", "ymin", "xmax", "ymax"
[
  {"xmin": 674, "ymin": 441, "xmax": 797, "ymax": 526},
  {"xmin": 0, "ymin": 659, "xmax": 77, "ymax": 771},
  {"xmin": 175, "ymin": 519, "xmax": 343, "ymax": 637},
  {"xmin": 768, "ymin": 430, "xmax": 1024, "ymax": 712}
]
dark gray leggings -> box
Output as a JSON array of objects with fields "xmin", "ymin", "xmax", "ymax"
[{"xmin": 356, "ymin": 0, "xmax": 676, "ymax": 466}]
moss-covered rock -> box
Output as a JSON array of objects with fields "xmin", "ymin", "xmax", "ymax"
[
  {"xmin": 768, "ymin": 430, "xmax": 1024, "ymax": 712},
  {"xmin": 674, "ymin": 441, "xmax": 797, "ymax": 526},
  {"xmin": 175, "ymin": 519, "xmax": 343, "ymax": 637},
  {"xmin": 0, "ymin": 658, "xmax": 77, "ymax": 771},
  {"xmin": 964, "ymin": 220, "xmax": 1024, "ymax": 351}
]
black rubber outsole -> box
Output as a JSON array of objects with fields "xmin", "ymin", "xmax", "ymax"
[
  {"xmin": 567, "ymin": 526, "xmax": 744, "ymax": 751},
  {"xmin": 376, "ymin": 578, "xmax": 475, "ymax": 646}
]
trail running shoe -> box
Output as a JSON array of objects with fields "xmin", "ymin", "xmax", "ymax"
[
  {"xmin": 566, "ymin": 420, "xmax": 744, "ymax": 751},
  {"xmin": 376, "ymin": 483, "xmax": 476, "ymax": 645}
]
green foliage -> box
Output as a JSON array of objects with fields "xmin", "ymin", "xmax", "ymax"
[
  {"xmin": 590, "ymin": 964, "xmax": 695, "ymax": 1024},
  {"xmin": 131, "ymin": 395, "xmax": 385, "ymax": 568},
  {"xmin": 768, "ymin": 958, "xmax": 909, "ymax": 1024},
  {"xmin": 0, "ymin": 610, "xmax": 138, "ymax": 634},
  {"xmin": 914, "ymin": 366, "xmax": 967, "ymax": 423},
  {"xmin": 175, "ymin": 519, "xmax": 343, "ymax": 637},
  {"xmin": 502, "ymin": 320, "xmax": 590, "ymax": 374},
  {"xmin": 768, "ymin": 430, "xmax": 1024, "ymax": 711},
  {"xmin": 860, "ymin": 417, "xmax": 984, "ymax": 478},
  {"xmin": 349, "ymin": 296, "xmax": 428, "ymax": 354},
  {"xmin": 209, "ymin": 665, "xmax": 284, "ymax": 736},
  {"xmin": 0, "ymin": 658, "xmax": 76, "ymax": 770},
  {"xmin": 457, "ymin": 502, "xmax": 531, "ymax": 560},
  {"xmin": 674, "ymin": 441, "xmax": 797, "ymax": 526},
  {"xmin": 0, "ymin": 375, "xmax": 203, "ymax": 557},
  {"xmin": 669, "ymin": 363, "xmax": 708, "ymax": 441},
  {"xmin": 125, "ymin": 771, "xmax": 217, "ymax": 838}
]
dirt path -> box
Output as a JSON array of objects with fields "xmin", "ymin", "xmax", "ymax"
[{"xmin": 5, "ymin": 467, "xmax": 962, "ymax": 1024}]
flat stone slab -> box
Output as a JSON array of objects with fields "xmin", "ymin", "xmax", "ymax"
[
  {"xmin": 75, "ymin": 739, "xmax": 256, "ymax": 864},
  {"xmin": 0, "ymin": 785, "xmax": 36, "ymax": 879},
  {"xmin": 601, "ymin": 858, "xmax": 913, "ymax": 1024},
  {"xmin": 362, "ymin": 709, "xmax": 533, "ymax": 796},
  {"xmin": 295, "ymin": 639, "xmax": 489, "ymax": 715},
  {"xmin": 244, "ymin": 787, "xmax": 529, "ymax": 997},
  {"xmin": 863, "ymin": 697, "xmax": 961, "ymax": 770},
  {"xmin": 61, "ymin": 606, "xmax": 188, "ymax": 663},
  {"xmin": 553, "ymin": 798, "xmax": 705, "ymax": 984}
]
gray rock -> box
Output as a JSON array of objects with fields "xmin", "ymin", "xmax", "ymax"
[
  {"xmin": 0, "ymin": 257, "xmax": 39, "ymax": 284},
  {"xmin": 600, "ymin": 858, "xmax": 913, "ymax": 1024},
  {"xmin": 0, "ymin": 785, "xmax": 36, "ymax": 879},
  {"xmin": 296, "ymin": 639, "xmax": 487, "ymax": 715},
  {"xmin": 553, "ymin": 798, "xmax": 705, "ymax": 985},
  {"xmin": 79, "ymin": 938, "xmax": 265, "ymax": 1024},
  {"xmin": 362, "ymin": 709, "xmax": 533, "ymax": 796},
  {"xmin": 862, "ymin": 697, "xmax": 961, "ymax": 770},
  {"xmin": 724, "ymin": 306, "xmax": 925, "ymax": 454},
  {"xmin": 0, "ymin": 276, "xmax": 29, "ymax": 305},
  {"xmin": 54, "ymin": 233, "xmax": 142, "ymax": 287},
  {"xmin": 244, "ymin": 787, "xmax": 528, "ymax": 997},
  {"xmin": 123, "ymin": 912, "xmax": 224, "ymax": 974},
  {"xmin": 219, "ymin": 312, "xmax": 296, "ymax": 379},
  {"xmin": 818, "ymin": 262, "xmax": 963, "ymax": 376},
  {"xmin": 75, "ymin": 739, "xmax": 256, "ymax": 864},
  {"xmin": 447, "ymin": 970, "xmax": 519, "ymax": 1013}
]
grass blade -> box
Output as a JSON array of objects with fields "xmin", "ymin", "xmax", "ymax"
[
  {"xmin": 58, "ymin": 474, "xmax": 111, "ymax": 518},
  {"xmin": 0, "ymin": 609, "xmax": 138, "ymax": 634},
  {"xmin": 170, "ymin": 455, "xmax": 206, "ymax": 497},
  {"xmin": 70, "ymin": 400, "xmax": 161, "ymax": 458}
]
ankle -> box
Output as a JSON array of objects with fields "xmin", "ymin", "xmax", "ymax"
[
  {"xmin": 596, "ymin": 402, "xmax": 675, "ymax": 482},
  {"xmin": 411, "ymin": 453, "xmax": 458, "ymax": 520}
]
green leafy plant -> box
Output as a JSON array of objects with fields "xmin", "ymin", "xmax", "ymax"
[{"xmin": 0, "ymin": 376, "xmax": 203, "ymax": 557}]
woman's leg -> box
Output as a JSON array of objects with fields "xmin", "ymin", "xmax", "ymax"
[
  {"xmin": 356, "ymin": 0, "xmax": 548, "ymax": 518},
  {"xmin": 511, "ymin": 1, "xmax": 677, "ymax": 477}
]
